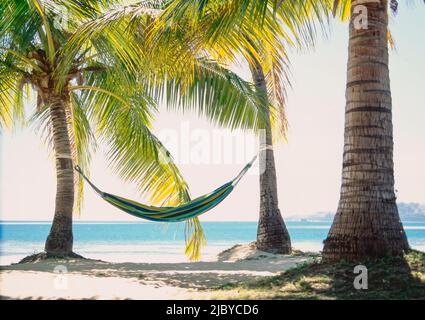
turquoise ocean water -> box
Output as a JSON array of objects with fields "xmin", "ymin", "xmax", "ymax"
[{"xmin": 1, "ymin": 221, "xmax": 425, "ymax": 265}]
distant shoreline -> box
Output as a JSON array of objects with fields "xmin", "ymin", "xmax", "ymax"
[
  {"xmin": 2, "ymin": 202, "xmax": 424, "ymax": 223},
  {"xmin": 2, "ymin": 219, "xmax": 425, "ymax": 223}
]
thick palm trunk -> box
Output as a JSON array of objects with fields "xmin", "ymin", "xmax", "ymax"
[
  {"xmin": 323, "ymin": 0, "xmax": 409, "ymax": 262},
  {"xmin": 44, "ymin": 91, "xmax": 75, "ymax": 255},
  {"xmin": 249, "ymin": 58, "xmax": 291, "ymax": 254}
]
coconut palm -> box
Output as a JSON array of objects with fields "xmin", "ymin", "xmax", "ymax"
[
  {"xmin": 196, "ymin": 10, "xmax": 296, "ymax": 254},
  {"xmin": 149, "ymin": 0, "xmax": 331, "ymax": 253},
  {"xmin": 321, "ymin": 0, "xmax": 421, "ymax": 261},
  {"xmin": 0, "ymin": 0, "xmax": 267, "ymax": 260},
  {"xmin": 246, "ymin": 44, "xmax": 292, "ymax": 254},
  {"xmin": 0, "ymin": 0, "xmax": 188, "ymax": 259}
]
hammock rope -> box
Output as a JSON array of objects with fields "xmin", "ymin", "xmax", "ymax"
[{"xmin": 74, "ymin": 155, "xmax": 258, "ymax": 222}]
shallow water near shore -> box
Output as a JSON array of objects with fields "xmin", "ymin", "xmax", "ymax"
[{"xmin": 1, "ymin": 221, "xmax": 425, "ymax": 265}]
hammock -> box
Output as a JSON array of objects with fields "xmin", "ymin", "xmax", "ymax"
[{"xmin": 74, "ymin": 155, "xmax": 257, "ymax": 222}]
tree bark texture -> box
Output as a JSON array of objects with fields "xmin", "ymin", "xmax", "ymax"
[
  {"xmin": 44, "ymin": 91, "xmax": 75, "ymax": 255},
  {"xmin": 323, "ymin": 0, "xmax": 409, "ymax": 262},
  {"xmin": 249, "ymin": 55, "xmax": 292, "ymax": 254}
]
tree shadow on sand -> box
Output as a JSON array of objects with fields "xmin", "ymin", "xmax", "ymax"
[
  {"xmin": 213, "ymin": 250, "xmax": 425, "ymax": 299},
  {"xmin": 1, "ymin": 253, "xmax": 313, "ymax": 291}
]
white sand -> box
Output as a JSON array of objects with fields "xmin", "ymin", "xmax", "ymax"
[{"xmin": 0, "ymin": 243, "xmax": 313, "ymax": 300}]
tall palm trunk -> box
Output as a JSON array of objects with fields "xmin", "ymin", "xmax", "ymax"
[
  {"xmin": 323, "ymin": 0, "xmax": 409, "ymax": 262},
  {"xmin": 44, "ymin": 91, "xmax": 75, "ymax": 255},
  {"xmin": 249, "ymin": 57, "xmax": 291, "ymax": 254}
]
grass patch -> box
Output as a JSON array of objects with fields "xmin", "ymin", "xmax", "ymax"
[{"xmin": 212, "ymin": 250, "xmax": 425, "ymax": 300}]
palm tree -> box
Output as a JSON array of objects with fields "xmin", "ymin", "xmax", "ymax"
[
  {"xmin": 148, "ymin": 0, "xmax": 326, "ymax": 253},
  {"xmin": 0, "ymin": 0, "xmax": 188, "ymax": 258},
  {"xmin": 191, "ymin": 7, "xmax": 295, "ymax": 254},
  {"xmin": 1, "ymin": 0, "xmax": 267, "ymax": 261},
  {"xmin": 247, "ymin": 47, "xmax": 291, "ymax": 254},
  {"xmin": 322, "ymin": 0, "xmax": 414, "ymax": 261}
]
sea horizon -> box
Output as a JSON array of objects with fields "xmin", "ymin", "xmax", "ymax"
[{"xmin": 2, "ymin": 220, "xmax": 425, "ymax": 266}]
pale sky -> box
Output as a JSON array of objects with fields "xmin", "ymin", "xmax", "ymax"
[{"xmin": 1, "ymin": 4, "xmax": 424, "ymax": 221}]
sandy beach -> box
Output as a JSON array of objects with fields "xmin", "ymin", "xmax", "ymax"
[{"xmin": 0, "ymin": 243, "xmax": 313, "ymax": 300}]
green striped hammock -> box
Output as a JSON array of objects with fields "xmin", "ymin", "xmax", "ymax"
[{"xmin": 74, "ymin": 156, "xmax": 257, "ymax": 260}]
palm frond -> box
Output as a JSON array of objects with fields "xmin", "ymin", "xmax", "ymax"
[
  {"xmin": 151, "ymin": 57, "xmax": 270, "ymax": 132},
  {"xmin": 29, "ymin": 0, "xmax": 56, "ymax": 64},
  {"xmin": 68, "ymin": 92, "xmax": 97, "ymax": 215},
  {"xmin": 55, "ymin": 2, "xmax": 150, "ymax": 87},
  {"xmin": 0, "ymin": 66, "xmax": 28, "ymax": 129},
  {"xmin": 184, "ymin": 217, "xmax": 206, "ymax": 261},
  {"xmin": 155, "ymin": 0, "xmax": 328, "ymax": 48},
  {"xmin": 331, "ymin": 0, "xmax": 350, "ymax": 20}
]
